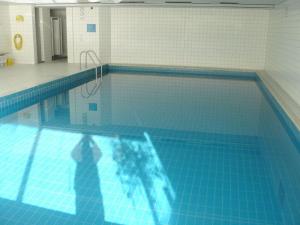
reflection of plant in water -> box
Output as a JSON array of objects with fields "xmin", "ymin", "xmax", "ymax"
[{"xmin": 112, "ymin": 139, "xmax": 162, "ymax": 225}]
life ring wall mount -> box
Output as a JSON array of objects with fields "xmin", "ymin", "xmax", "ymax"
[{"xmin": 13, "ymin": 34, "xmax": 23, "ymax": 50}]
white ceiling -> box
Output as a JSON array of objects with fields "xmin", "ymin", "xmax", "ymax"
[{"xmin": 0, "ymin": 0, "xmax": 286, "ymax": 5}]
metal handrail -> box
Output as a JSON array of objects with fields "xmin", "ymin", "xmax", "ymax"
[
  {"xmin": 80, "ymin": 51, "xmax": 86, "ymax": 70},
  {"xmin": 79, "ymin": 50, "xmax": 103, "ymax": 98},
  {"xmin": 87, "ymin": 50, "xmax": 103, "ymax": 81},
  {"xmin": 80, "ymin": 50, "xmax": 103, "ymax": 78}
]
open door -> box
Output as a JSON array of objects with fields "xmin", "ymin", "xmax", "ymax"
[{"xmin": 35, "ymin": 7, "xmax": 68, "ymax": 63}]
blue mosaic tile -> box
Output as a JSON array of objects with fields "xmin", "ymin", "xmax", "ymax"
[
  {"xmin": 0, "ymin": 65, "xmax": 299, "ymax": 225},
  {"xmin": 108, "ymin": 65, "xmax": 258, "ymax": 81}
]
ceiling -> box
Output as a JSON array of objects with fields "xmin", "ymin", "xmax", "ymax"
[{"xmin": 0, "ymin": 0, "xmax": 286, "ymax": 6}]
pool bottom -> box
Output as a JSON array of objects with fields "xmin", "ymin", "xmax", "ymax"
[
  {"xmin": 0, "ymin": 71, "xmax": 299, "ymax": 225},
  {"xmin": 0, "ymin": 123, "xmax": 283, "ymax": 225}
]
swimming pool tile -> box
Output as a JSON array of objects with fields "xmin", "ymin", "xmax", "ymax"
[{"xmin": 0, "ymin": 71, "xmax": 299, "ymax": 225}]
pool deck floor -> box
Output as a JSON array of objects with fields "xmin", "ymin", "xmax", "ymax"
[{"xmin": 0, "ymin": 61, "xmax": 93, "ymax": 97}]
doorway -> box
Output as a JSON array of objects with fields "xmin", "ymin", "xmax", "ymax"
[{"xmin": 35, "ymin": 7, "xmax": 68, "ymax": 63}]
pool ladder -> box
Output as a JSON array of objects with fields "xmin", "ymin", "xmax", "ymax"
[{"xmin": 79, "ymin": 50, "xmax": 103, "ymax": 98}]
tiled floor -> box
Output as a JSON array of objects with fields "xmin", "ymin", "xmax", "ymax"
[{"xmin": 0, "ymin": 61, "xmax": 94, "ymax": 97}]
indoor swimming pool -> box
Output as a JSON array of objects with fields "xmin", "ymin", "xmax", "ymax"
[{"xmin": 0, "ymin": 71, "xmax": 299, "ymax": 225}]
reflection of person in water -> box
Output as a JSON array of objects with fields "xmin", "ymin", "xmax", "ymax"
[{"xmin": 71, "ymin": 135, "xmax": 105, "ymax": 225}]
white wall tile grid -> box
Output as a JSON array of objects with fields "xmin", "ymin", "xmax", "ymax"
[
  {"xmin": 1, "ymin": 2, "xmax": 300, "ymax": 113},
  {"xmin": 111, "ymin": 7, "xmax": 270, "ymax": 70},
  {"xmin": 265, "ymin": 0, "xmax": 300, "ymax": 107},
  {"xmin": 66, "ymin": 7, "xmax": 111, "ymax": 64},
  {"xmin": 0, "ymin": 5, "xmax": 11, "ymax": 54},
  {"xmin": 9, "ymin": 5, "xmax": 37, "ymax": 64}
]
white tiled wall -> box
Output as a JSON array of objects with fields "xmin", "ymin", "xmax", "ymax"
[
  {"xmin": 1, "ymin": 3, "xmax": 299, "ymax": 108},
  {"xmin": 111, "ymin": 7, "xmax": 270, "ymax": 70},
  {"xmin": 0, "ymin": 5, "xmax": 11, "ymax": 54},
  {"xmin": 67, "ymin": 7, "xmax": 111, "ymax": 64},
  {"xmin": 98, "ymin": 7, "xmax": 111, "ymax": 65},
  {"xmin": 9, "ymin": 5, "xmax": 37, "ymax": 64},
  {"xmin": 265, "ymin": 0, "xmax": 300, "ymax": 107}
]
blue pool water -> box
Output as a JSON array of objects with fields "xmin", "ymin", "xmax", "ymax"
[{"xmin": 0, "ymin": 72, "xmax": 299, "ymax": 225}]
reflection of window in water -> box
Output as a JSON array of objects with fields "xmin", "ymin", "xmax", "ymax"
[
  {"xmin": 0, "ymin": 121, "xmax": 175, "ymax": 225},
  {"xmin": 109, "ymin": 133, "xmax": 176, "ymax": 225},
  {"xmin": 71, "ymin": 135, "xmax": 105, "ymax": 225},
  {"xmin": 0, "ymin": 124, "xmax": 38, "ymax": 201},
  {"xmin": 21, "ymin": 129, "xmax": 81, "ymax": 214}
]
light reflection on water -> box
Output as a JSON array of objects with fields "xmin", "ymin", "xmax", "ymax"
[
  {"xmin": 0, "ymin": 116, "xmax": 175, "ymax": 225},
  {"xmin": 0, "ymin": 73, "xmax": 299, "ymax": 225}
]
